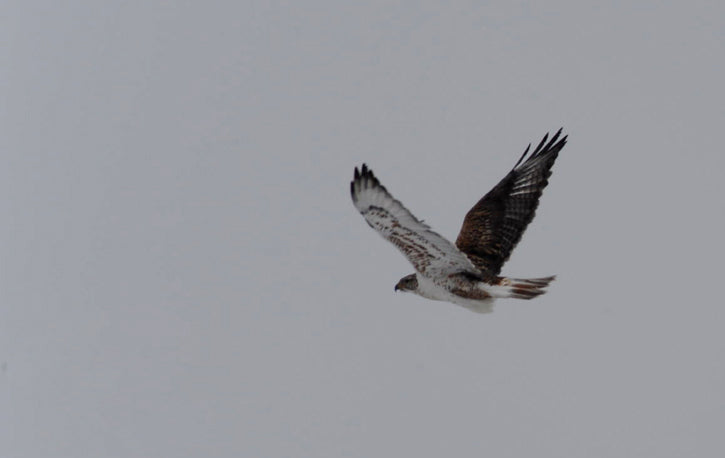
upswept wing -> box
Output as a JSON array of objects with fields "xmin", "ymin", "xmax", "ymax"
[
  {"xmin": 455, "ymin": 129, "xmax": 567, "ymax": 279},
  {"xmin": 351, "ymin": 164, "xmax": 478, "ymax": 279}
]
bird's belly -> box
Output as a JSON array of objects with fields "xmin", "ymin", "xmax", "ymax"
[{"xmin": 416, "ymin": 276, "xmax": 495, "ymax": 313}]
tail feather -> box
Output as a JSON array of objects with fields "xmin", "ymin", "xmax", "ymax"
[{"xmin": 498, "ymin": 275, "xmax": 556, "ymax": 300}]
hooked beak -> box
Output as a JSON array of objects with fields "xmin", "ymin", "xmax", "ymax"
[{"xmin": 394, "ymin": 284, "xmax": 399, "ymax": 292}]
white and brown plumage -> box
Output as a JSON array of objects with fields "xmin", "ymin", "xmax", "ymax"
[{"xmin": 350, "ymin": 129, "xmax": 567, "ymax": 313}]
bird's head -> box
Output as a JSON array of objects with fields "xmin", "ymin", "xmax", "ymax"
[{"xmin": 394, "ymin": 274, "xmax": 418, "ymax": 292}]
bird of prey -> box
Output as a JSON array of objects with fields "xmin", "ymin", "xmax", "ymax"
[{"xmin": 350, "ymin": 129, "xmax": 567, "ymax": 313}]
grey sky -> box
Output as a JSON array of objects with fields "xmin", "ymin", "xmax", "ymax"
[{"xmin": 2, "ymin": 1, "xmax": 724, "ymax": 457}]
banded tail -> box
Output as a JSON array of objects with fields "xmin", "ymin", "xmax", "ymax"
[{"xmin": 496, "ymin": 276, "xmax": 556, "ymax": 300}]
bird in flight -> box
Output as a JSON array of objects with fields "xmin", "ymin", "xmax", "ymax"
[{"xmin": 350, "ymin": 129, "xmax": 567, "ymax": 313}]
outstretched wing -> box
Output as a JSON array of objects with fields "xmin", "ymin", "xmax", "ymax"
[
  {"xmin": 351, "ymin": 164, "xmax": 478, "ymax": 279},
  {"xmin": 455, "ymin": 129, "xmax": 567, "ymax": 279}
]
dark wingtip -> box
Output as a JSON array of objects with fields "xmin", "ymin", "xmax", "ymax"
[
  {"xmin": 547, "ymin": 128, "xmax": 565, "ymax": 147},
  {"xmin": 351, "ymin": 165, "xmax": 362, "ymax": 201},
  {"xmin": 531, "ymin": 132, "xmax": 550, "ymax": 157},
  {"xmin": 558, "ymin": 127, "xmax": 569, "ymax": 146},
  {"xmin": 356, "ymin": 163, "xmax": 379, "ymax": 185},
  {"xmin": 514, "ymin": 143, "xmax": 531, "ymax": 168},
  {"xmin": 351, "ymin": 163, "xmax": 380, "ymax": 202},
  {"xmin": 514, "ymin": 128, "xmax": 568, "ymax": 169}
]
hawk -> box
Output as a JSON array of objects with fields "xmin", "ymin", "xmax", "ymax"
[{"xmin": 350, "ymin": 129, "xmax": 567, "ymax": 313}]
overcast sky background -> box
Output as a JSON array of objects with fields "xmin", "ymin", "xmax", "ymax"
[{"xmin": 2, "ymin": 1, "xmax": 725, "ymax": 457}]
